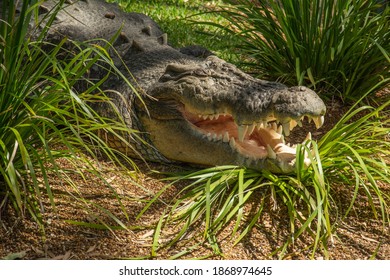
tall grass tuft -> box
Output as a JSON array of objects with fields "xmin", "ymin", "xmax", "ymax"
[
  {"xmin": 206, "ymin": 0, "xmax": 390, "ymax": 100},
  {"xmin": 0, "ymin": 0, "xmax": 138, "ymax": 228}
]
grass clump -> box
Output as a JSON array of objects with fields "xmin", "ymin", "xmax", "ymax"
[
  {"xmin": 142, "ymin": 94, "xmax": 389, "ymax": 259},
  {"xmin": 0, "ymin": 0, "xmax": 138, "ymax": 228},
  {"xmin": 207, "ymin": 0, "xmax": 390, "ymax": 100}
]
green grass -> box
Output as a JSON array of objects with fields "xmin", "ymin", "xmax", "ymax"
[
  {"xmin": 203, "ymin": 0, "xmax": 390, "ymax": 101},
  {"xmin": 113, "ymin": 0, "xmax": 237, "ymax": 59},
  {"xmin": 0, "ymin": 0, "xmax": 140, "ymax": 229}
]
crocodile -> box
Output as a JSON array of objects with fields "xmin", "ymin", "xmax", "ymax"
[{"xmin": 33, "ymin": 0, "xmax": 326, "ymax": 173}]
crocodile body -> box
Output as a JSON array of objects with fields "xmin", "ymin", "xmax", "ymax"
[{"xmin": 34, "ymin": 0, "xmax": 326, "ymax": 173}]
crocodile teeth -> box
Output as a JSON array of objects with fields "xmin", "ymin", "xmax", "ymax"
[
  {"xmin": 223, "ymin": 132, "xmax": 230, "ymax": 142},
  {"xmin": 266, "ymin": 144, "xmax": 276, "ymax": 159},
  {"xmin": 277, "ymin": 124, "xmax": 283, "ymax": 135},
  {"xmin": 256, "ymin": 122, "xmax": 264, "ymax": 129},
  {"xmin": 229, "ymin": 137, "xmax": 236, "ymax": 149},
  {"xmin": 290, "ymin": 119, "xmax": 298, "ymax": 130},
  {"xmin": 305, "ymin": 132, "xmax": 312, "ymax": 141},
  {"xmin": 282, "ymin": 122, "xmax": 290, "ymax": 137},
  {"xmin": 297, "ymin": 119, "xmax": 303, "ymax": 127},
  {"xmin": 248, "ymin": 123, "xmax": 256, "ymax": 135},
  {"xmin": 237, "ymin": 125, "xmax": 248, "ymax": 142},
  {"xmin": 313, "ymin": 115, "xmax": 324, "ymax": 129}
]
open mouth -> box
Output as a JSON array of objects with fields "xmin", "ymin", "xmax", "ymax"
[{"xmin": 182, "ymin": 107, "xmax": 324, "ymax": 162}]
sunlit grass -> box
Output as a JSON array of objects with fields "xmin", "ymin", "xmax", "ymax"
[
  {"xmin": 0, "ymin": 0, "xmax": 140, "ymax": 230},
  {"xmin": 112, "ymin": 0, "xmax": 237, "ymax": 59}
]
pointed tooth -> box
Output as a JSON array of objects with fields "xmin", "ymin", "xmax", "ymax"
[
  {"xmin": 282, "ymin": 122, "xmax": 290, "ymax": 136},
  {"xmin": 277, "ymin": 124, "xmax": 283, "ymax": 135},
  {"xmin": 305, "ymin": 132, "xmax": 312, "ymax": 141},
  {"xmin": 313, "ymin": 115, "xmax": 324, "ymax": 129},
  {"xmin": 271, "ymin": 122, "xmax": 277, "ymax": 131},
  {"xmin": 248, "ymin": 123, "xmax": 256, "ymax": 135},
  {"xmin": 266, "ymin": 144, "xmax": 276, "ymax": 159},
  {"xmin": 217, "ymin": 133, "xmax": 223, "ymax": 141},
  {"xmin": 212, "ymin": 133, "xmax": 218, "ymax": 141},
  {"xmin": 280, "ymin": 134, "xmax": 285, "ymax": 144},
  {"xmin": 237, "ymin": 125, "xmax": 248, "ymax": 142},
  {"xmin": 229, "ymin": 137, "xmax": 236, "ymax": 149},
  {"xmin": 290, "ymin": 119, "xmax": 298, "ymax": 130},
  {"xmin": 207, "ymin": 132, "xmax": 212, "ymax": 141},
  {"xmin": 257, "ymin": 122, "xmax": 264, "ymax": 129},
  {"xmin": 297, "ymin": 119, "xmax": 303, "ymax": 127},
  {"xmin": 223, "ymin": 132, "xmax": 230, "ymax": 142},
  {"xmin": 263, "ymin": 121, "xmax": 268, "ymax": 128}
]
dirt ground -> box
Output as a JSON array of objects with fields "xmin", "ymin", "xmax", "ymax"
[{"xmin": 0, "ymin": 92, "xmax": 389, "ymax": 260}]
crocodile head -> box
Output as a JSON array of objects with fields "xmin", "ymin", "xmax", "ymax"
[
  {"xmin": 31, "ymin": 0, "xmax": 326, "ymax": 173},
  {"xmin": 137, "ymin": 56, "xmax": 326, "ymax": 173}
]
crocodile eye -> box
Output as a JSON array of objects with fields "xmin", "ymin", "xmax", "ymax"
[{"xmin": 104, "ymin": 12, "xmax": 115, "ymax": 19}]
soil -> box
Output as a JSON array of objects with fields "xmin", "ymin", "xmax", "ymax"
[{"xmin": 0, "ymin": 91, "xmax": 389, "ymax": 260}]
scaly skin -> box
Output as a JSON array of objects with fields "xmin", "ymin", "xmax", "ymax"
[{"xmin": 36, "ymin": 0, "xmax": 326, "ymax": 173}]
